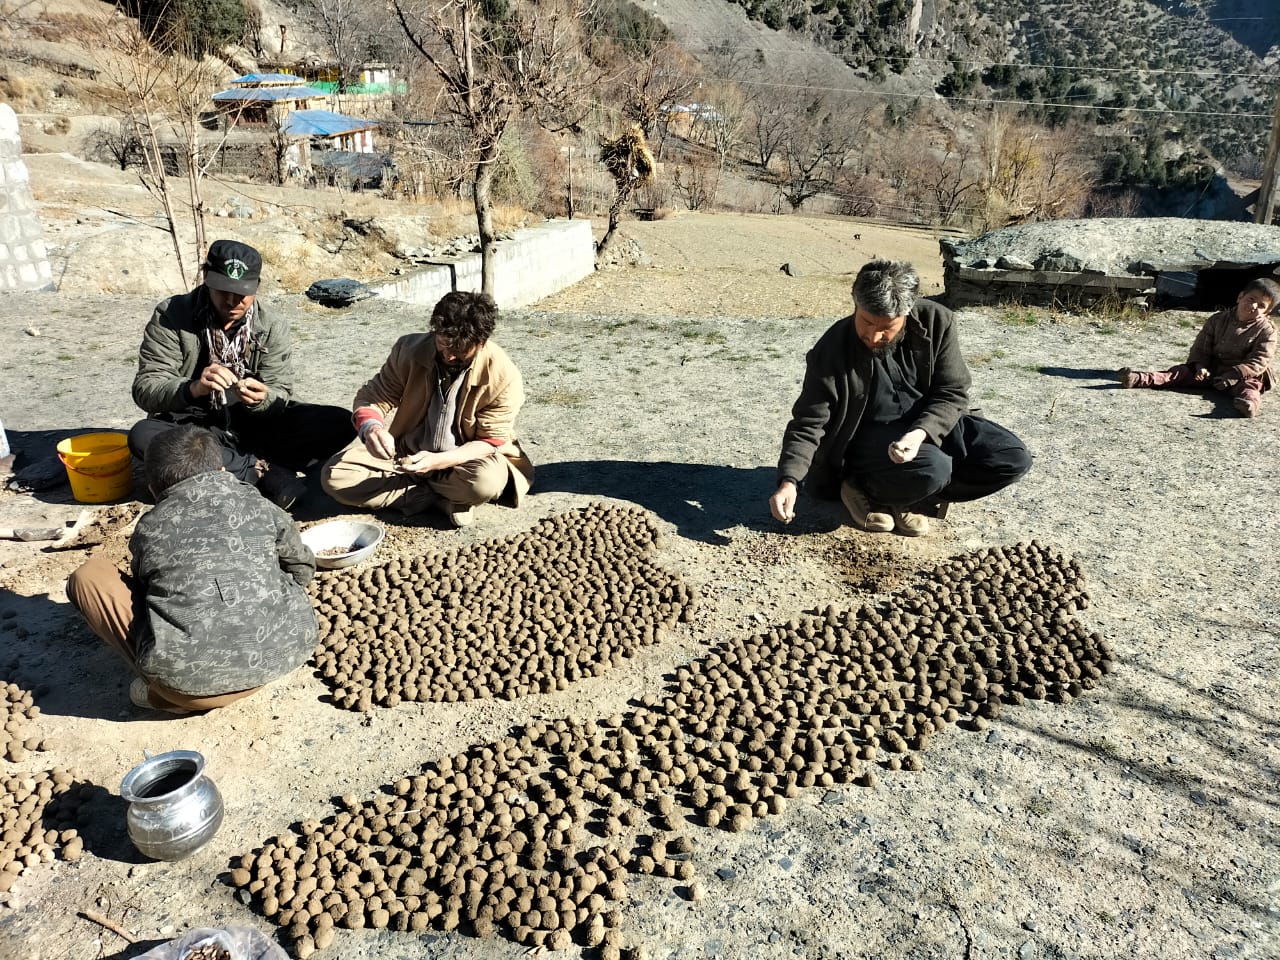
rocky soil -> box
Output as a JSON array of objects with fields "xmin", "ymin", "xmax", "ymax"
[{"xmin": 0, "ymin": 204, "xmax": 1277, "ymax": 960}]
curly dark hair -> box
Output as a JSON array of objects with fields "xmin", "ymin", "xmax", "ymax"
[{"xmin": 430, "ymin": 291, "xmax": 498, "ymax": 349}]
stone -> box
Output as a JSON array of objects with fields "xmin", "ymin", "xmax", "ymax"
[
  {"xmin": 305, "ymin": 278, "xmax": 377, "ymax": 307},
  {"xmin": 996, "ymin": 255, "xmax": 1035, "ymax": 271},
  {"xmin": 1035, "ymin": 251, "xmax": 1082, "ymax": 272}
]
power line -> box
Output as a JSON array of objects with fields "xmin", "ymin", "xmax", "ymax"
[{"xmin": 588, "ymin": 30, "xmax": 1280, "ymax": 83}]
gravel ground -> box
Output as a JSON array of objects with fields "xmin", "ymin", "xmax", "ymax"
[{"xmin": 0, "ymin": 236, "xmax": 1277, "ymax": 960}]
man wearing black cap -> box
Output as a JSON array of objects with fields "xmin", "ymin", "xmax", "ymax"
[{"xmin": 128, "ymin": 239, "xmax": 355, "ymax": 508}]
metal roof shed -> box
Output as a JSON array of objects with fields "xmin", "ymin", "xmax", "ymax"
[{"xmin": 283, "ymin": 109, "xmax": 377, "ymax": 138}]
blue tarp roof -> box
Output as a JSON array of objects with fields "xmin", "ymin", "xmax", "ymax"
[
  {"xmin": 212, "ymin": 85, "xmax": 328, "ymax": 102},
  {"xmin": 231, "ymin": 72, "xmax": 303, "ymax": 84},
  {"xmin": 284, "ymin": 109, "xmax": 378, "ymax": 137}
]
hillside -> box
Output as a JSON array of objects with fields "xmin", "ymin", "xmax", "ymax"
[{"xmin": 648, "ymin": 0, "xmax": 1277, "ymax": 173}]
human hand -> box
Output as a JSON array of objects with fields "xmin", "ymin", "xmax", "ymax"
[
  {"xmin": 888, "ymin": 429, "xmax": 927, "ymax": 464},
  {"xmin": 1194, "ymin": 367, "xmax": 1212, "ymax": 382},
  {"xmin": 769, "ymin": 481, "xmax": 798, "ymax": 524},
  {"xmin": 235, "ymin": 377, "xmax": 269, "ymax": 406},
  {"xmin": 398, "ymin": 450, "xmax": 446, "ymax": 474},
  {"xmin": 1211, "ymin": 374, "xmax": 1237, "ymax": 390},
  {"xmin": 190, "ymin": 362, "xmax": 238, "ymax": 399},
  {"xmin": 361, "ymin": 423, "xmax": 397, "ymax": 461}
]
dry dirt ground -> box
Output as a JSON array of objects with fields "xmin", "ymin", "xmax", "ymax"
[{"xmin": 0, "ymin": 199, "xmax": 1278, "ymax": 960}]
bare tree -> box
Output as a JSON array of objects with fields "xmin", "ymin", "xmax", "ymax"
[
  {"xmin": 298, "ymin": 0, "xmax": 370, "ymax": 96},
  {"xmin": 391, "ymin": 0, "xmax": 597, "ymax": 294},
  {"xmin": 692, "ymin": 82, "xmax": 748, "ymax": 172},
  {"xmin": 979, "ymin": 112, "xmax": 1095, "ymax": 228},
  {"xmin": 99, "ymin": 18, "xmax": 240, "ymax": 288},
  {"xmin": 777, "ymin": 97, "xmax": 865, "ymax": 211},
  {"xmin": 83, "ymin": 121, "xmax": 142, "ymax": 171},
  {"xmin": 596, "ymin": 123, "xmax": 654, "ymax": 264},
  {"xmin": 746, "ymin": 82, "xmax": 791, "ymax": 170},
  {"xmin": 672, "ymin": 155, "xmax": 719, "ymax": 211},
  {"xmin": 619, "ymin": 41, "xmax": 699, "ymax": 154},
  {"xmin": 264, "ymin": 112, "xmax": 293, "ymax": 185}
]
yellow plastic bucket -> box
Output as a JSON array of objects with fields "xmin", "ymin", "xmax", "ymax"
[{"xmin": 56, "ymin": 432, "xmax": 134, "ymax": 503}]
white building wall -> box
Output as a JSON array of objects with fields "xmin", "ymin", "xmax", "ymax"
[
  {"xmin": 370, "ymin": 219, "xmax": 595, "ymax": 310},
  {"xmin": 0, "ymin": 104, "xmax": 53, "ymax": 293}
]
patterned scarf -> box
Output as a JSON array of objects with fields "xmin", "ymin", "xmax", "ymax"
[{"xmin": 201, "ymin": 294, "xmax": 258, "ymax": 409}]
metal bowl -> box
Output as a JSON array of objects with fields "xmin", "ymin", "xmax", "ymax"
[{"xmin": 300, "ymin": 519, "xmax": 385, "ymax": 569}]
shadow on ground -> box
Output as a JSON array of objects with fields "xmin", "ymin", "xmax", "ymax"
[{"xmin": 535, "ymin": 460, "xmax": 826, "ymax": 544}]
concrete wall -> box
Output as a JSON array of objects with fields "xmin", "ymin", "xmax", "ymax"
[
  {"xmin": 369, "ymin": 218, "xmax": 594, "ymax": 310},
  {"xmin": 0, "ymin": 104, "xmax": 53, "ymax": 293}
]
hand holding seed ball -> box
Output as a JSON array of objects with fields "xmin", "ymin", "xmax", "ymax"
[
  {"xmin": 888, "ymin": 428, "xmax": 927, "ymax": 464},
  {"xmin": 361, "ymin": 423, "xmax": 396, "ymax": 461},
  {"xmin": 234, "ymin": 377, "xmax": 268, "ymax": 407},
  {"xmin": 398, "ymin": 450, "xmax": 448, "ymax": 474},
  {"xmin": 769, "ymin": 481, "xmax": 798, "ymax": 524}
]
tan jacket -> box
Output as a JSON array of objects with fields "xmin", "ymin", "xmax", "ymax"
[{"xmin": 353, "ymin": 334, "xmax": 534, "ymax": 504}]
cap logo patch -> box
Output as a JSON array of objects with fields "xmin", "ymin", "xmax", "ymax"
[{"xmin": 224, "ymin": 258, "xmax": 249, "ymax": 280}]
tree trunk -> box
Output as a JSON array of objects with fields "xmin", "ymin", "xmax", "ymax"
[
  {"xmin": 474, "ymin": 145, "xmax": 499, "ymax": 297},
  {"xmin": 595, "ymin": 185, "xmax": 632, "ymax": 267}
]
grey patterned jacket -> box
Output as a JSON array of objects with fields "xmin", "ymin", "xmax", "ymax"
[{"xmin": 130, "ymin": 470, "xmax": 317, "ymax": 696}]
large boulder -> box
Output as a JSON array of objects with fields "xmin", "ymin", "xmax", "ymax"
[{"xmin": 941, "ymin": 218, "xmax": 1280, "ymax": 308}]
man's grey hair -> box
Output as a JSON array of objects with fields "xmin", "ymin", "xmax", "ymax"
[{"xmin": 853, "ymin": 259, "xmax": 920, "ymax": 318}]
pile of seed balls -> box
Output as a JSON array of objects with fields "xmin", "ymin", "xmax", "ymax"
[
  {"xmin": 0, "ymin": 681, "xmax": 88, "ymax": 894},
  {"xmin": 1, "ymin": 682, "xmax": 50, "ymax": 763},
  {"xmin": 234, "ymin": 540, "xmax": 1111, "ymax": 956},
  {"xmin": 309, "ymin": 505, "xmax": 697, "ymax": 710}
]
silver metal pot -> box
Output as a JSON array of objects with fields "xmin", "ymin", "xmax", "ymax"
[{"xmin": 119, "ymin": 750, "xmax": 224, "ymax": 861}]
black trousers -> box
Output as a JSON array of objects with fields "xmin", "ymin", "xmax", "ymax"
[
  {"xmin": 845, "ymin": 414, "xmax": 1031, "ymax": 508},
  {"xmin": 129, "ymin": 403, "xmax": 355, "ymax": 484}
]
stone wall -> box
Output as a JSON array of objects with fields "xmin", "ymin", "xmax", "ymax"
[
  {"xmin": 0, "ymin": 104, "xmax": 53, "ymax": 293},
  {"xmin": 369, "ymin": 219, "xmax": 595, "ymax": 310},
  {"xmin": 941, "ymin": 218, "xmax": 1280, "ymax": 309}
]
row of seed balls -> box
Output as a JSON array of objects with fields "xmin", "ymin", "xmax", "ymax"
[
  {"xmin": 2, "ymin": 682, "xmax": 50, "ymax": 763},
  {"xmin": 0, "ymin": 680, "xmax": 89, "ymax": 894},
  {"xmin": 233, "ymin": 540, "xmax": 1111, "ymax": 956},
  {"xmin": 309, "ymin": 505, "xmax": 698, "ymax": 711}
]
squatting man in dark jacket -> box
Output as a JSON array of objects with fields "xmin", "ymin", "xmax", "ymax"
[
  {"xmin": 769, "ymin": 259, "xmax": 1032, "ymax": 537},
  {"xmin": 66, "ymin": 426, "xmax": 319, "ymax": 714},
  {"xmin": 128, "ymin": 239, "xmax": 354, "ymax": 510}
]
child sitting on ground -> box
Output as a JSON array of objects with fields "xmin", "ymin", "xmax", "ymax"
[
  {"xmin": 1120, "ymin": 277, "xmax": 1279, "ymax": 417},
  {"xmin": 66, "ymin": 425, "xmax": 318, "ymax": 713}
]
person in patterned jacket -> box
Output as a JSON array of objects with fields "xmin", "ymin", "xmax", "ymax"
[{"xmin": 66, "ymin": 426, "xmax": 318, "ymax": 713}]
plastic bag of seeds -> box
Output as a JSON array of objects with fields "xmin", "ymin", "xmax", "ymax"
[{"xmin": 135, "ymin": 927, "xmax": 288, "ymax": 960}]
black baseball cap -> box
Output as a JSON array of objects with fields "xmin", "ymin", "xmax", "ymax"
[{"xmin": 203, "ymin": 239, "xmax": 262, "ymax": 295}]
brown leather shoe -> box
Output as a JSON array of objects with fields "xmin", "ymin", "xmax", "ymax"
[
  {"xmin": 840, "ymin": 481, "xmax": 893, "ymax": 533},
  {"xmin": 891, "ymin": 508, "xmax": 930, "ymax": 537}
]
